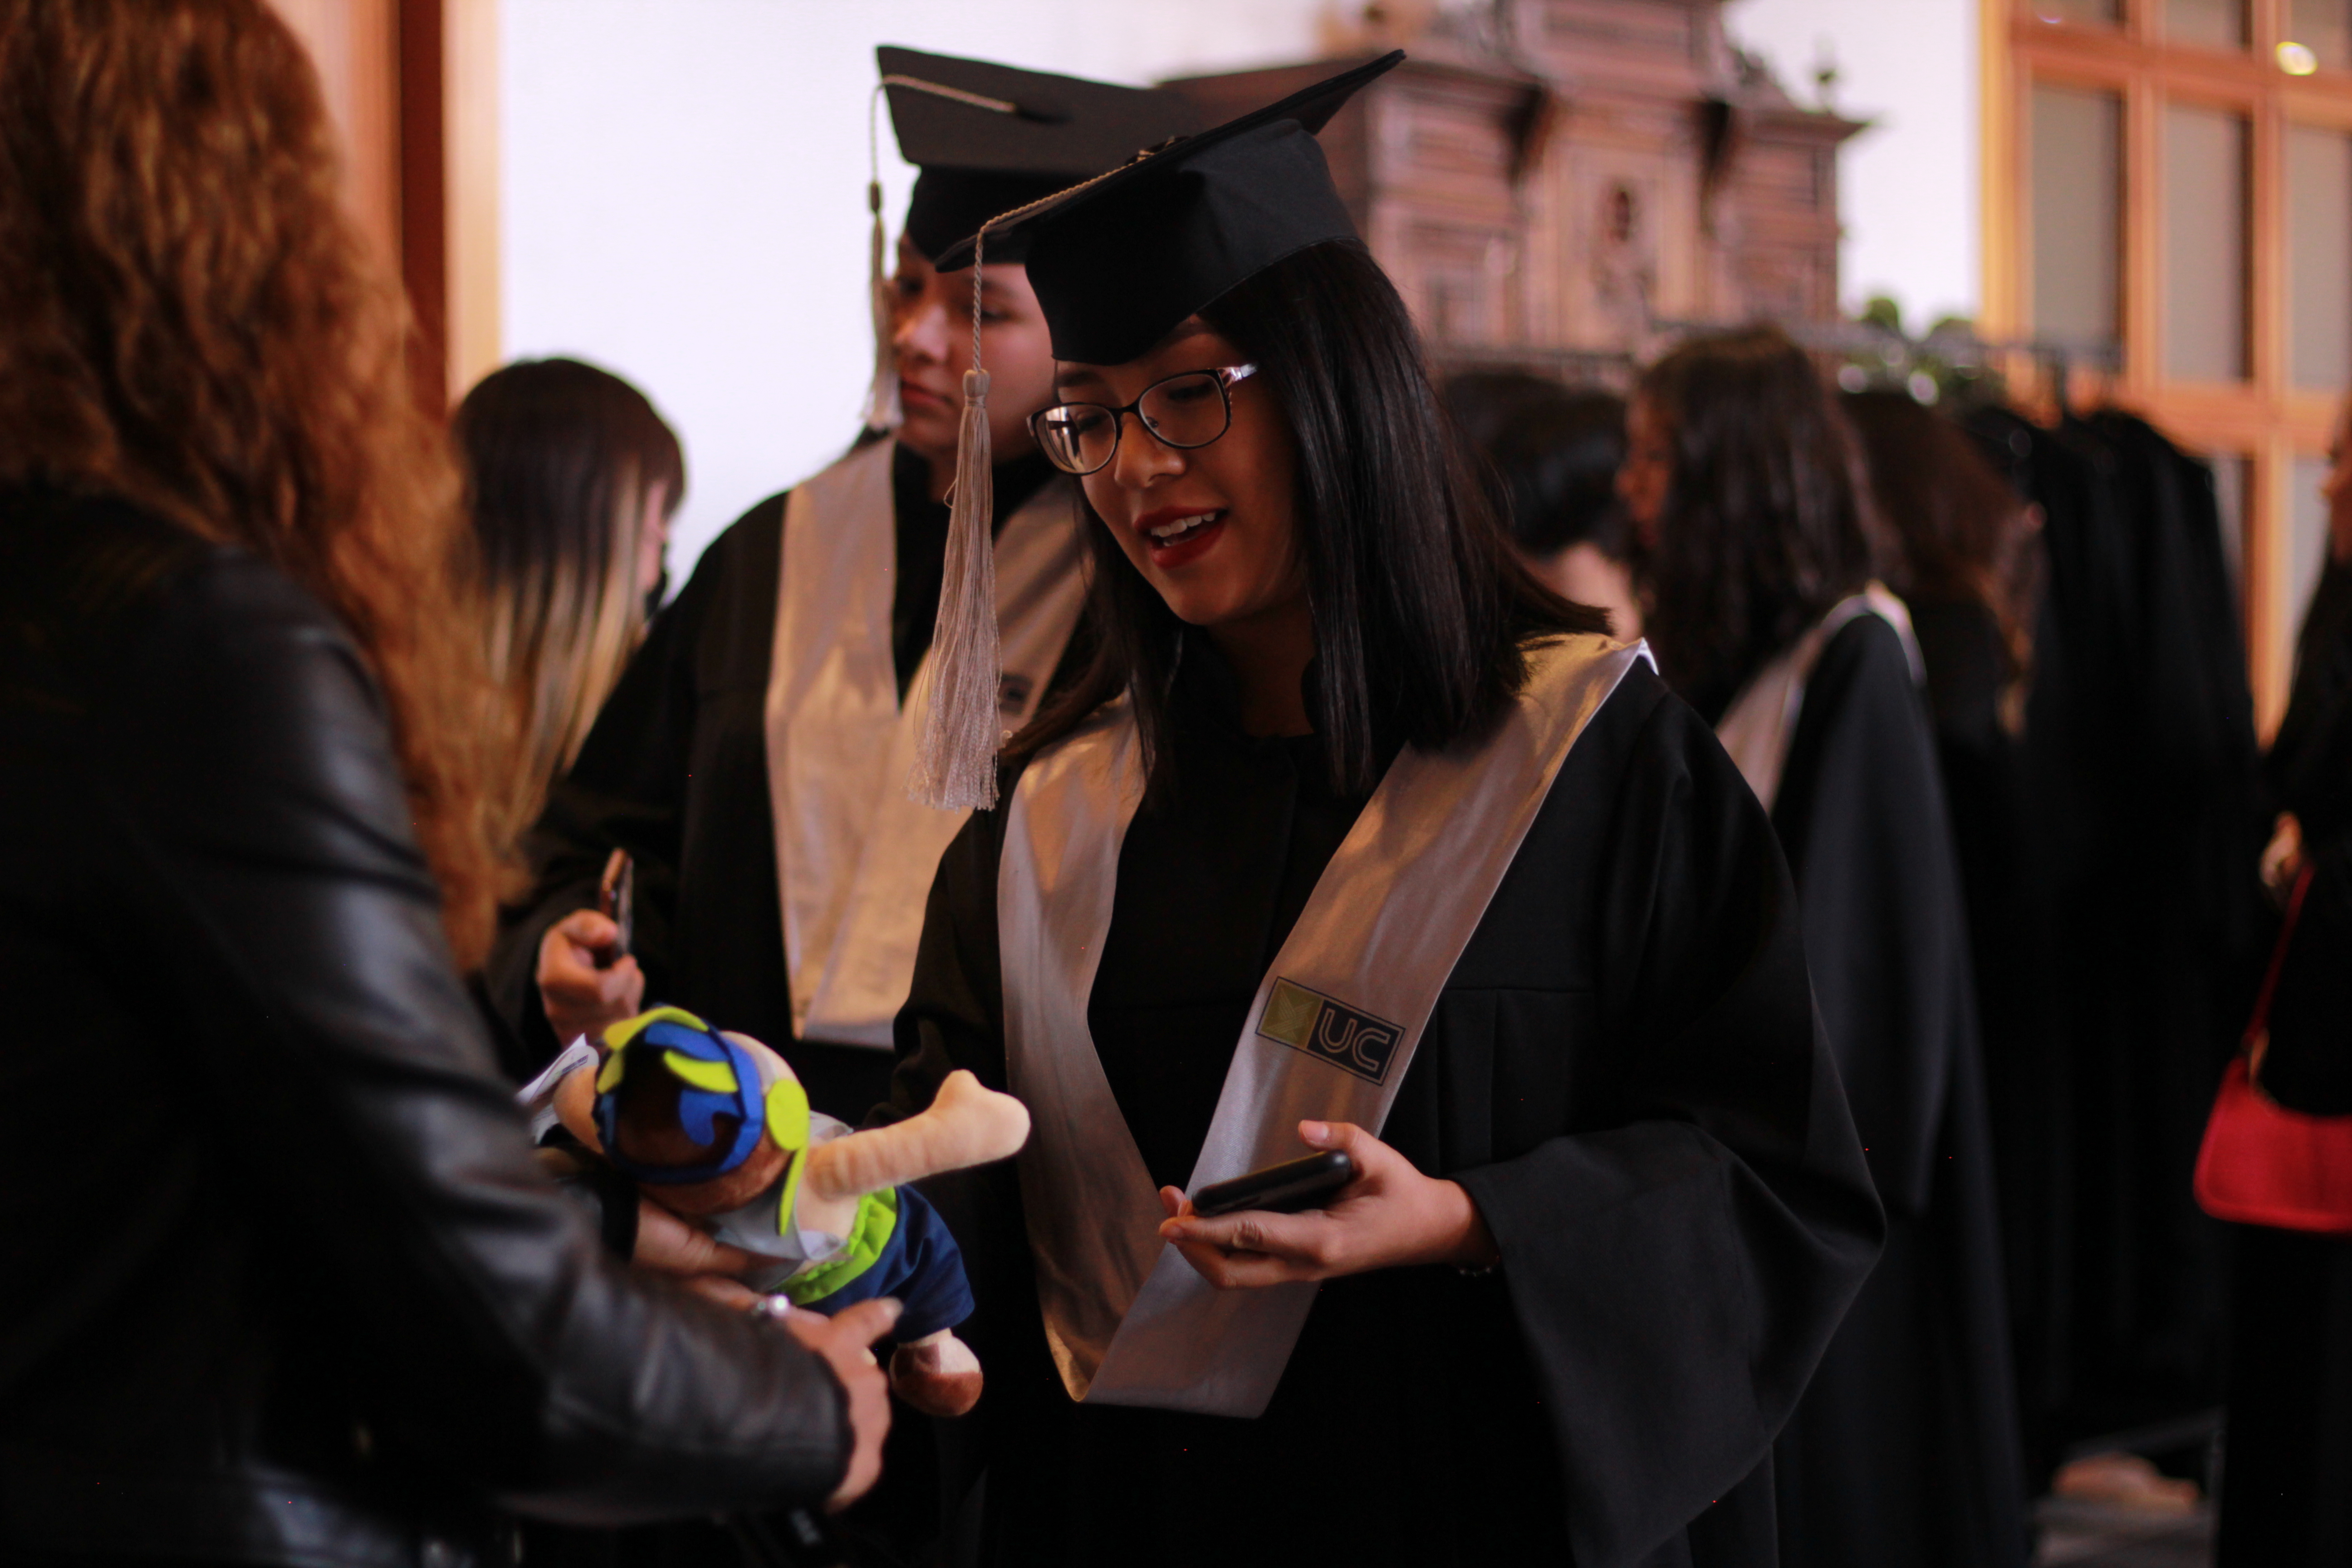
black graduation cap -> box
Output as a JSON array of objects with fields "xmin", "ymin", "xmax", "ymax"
[
  {"xmin": 879, "ymin": 46, "xmax": 1202, "ymax": 265},
  {"xmin": 935, "ymin": 52, "xmax": 1404, "ymax": 365}
]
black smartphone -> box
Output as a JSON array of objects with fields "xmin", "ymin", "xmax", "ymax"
[
  {"xmin": 596, "ymin": 848, "xmax": 634, "ymax": 969},
  {"xmin": 1191, "ymin": 1151, "xmax": 1356, "ymax": 1218}
]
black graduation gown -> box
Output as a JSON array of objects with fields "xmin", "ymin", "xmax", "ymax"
[
  {"xmin": 485, "ymin": 442, "xmax": 1062, "ymax": 1119},
  {"xmin": 2216, "ymin": 557, "xmax": 2352, "ymax": 1567},
  {"xmin": 1761, "ymin": 614, "xmax": 2029, "ymax": 1568},
  {"xmin": 890, "ymin": 641, "xmax": 1883, "ymax": 1568},
  {"xmin": 1960, "ymin": 407, "xmax": 2264, "ymax": 1449}
]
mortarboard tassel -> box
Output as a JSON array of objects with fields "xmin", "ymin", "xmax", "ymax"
[
  {"xmin": 904, "ymin": 153, "xmax": 1159, "ymax": 811},
  {"xmin": 861, "ymin": 92, "xmax": 901, "ymax": 433},
  {"xmin": 907, "ymin": 227, "xmax": 1000, "ymax": 810}
]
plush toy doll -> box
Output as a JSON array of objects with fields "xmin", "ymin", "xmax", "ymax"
[{"xmin": 544, "ymin": 1007, "xmax": 1028, "ymax": 1418}]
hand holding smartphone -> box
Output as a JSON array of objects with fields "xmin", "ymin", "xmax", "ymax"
[
  {"xmin": 1190, "ymin": 1151, "xmax": 1356, "ymax": 1218},
  {"xmin": 595, "ymin": 848, "xmax": 634, "ymax": 970}
]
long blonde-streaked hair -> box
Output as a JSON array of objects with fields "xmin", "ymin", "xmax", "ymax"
[
  {"xmin": 0, "ymin": 0, "xmax": 517, "ymax": 966},
  {"xmin": 453, "ymin": 358, "xmax": 683, "ymax": 820}
]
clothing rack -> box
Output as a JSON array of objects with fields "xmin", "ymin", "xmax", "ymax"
[
  {"xmin": 1656, "ymin": 317, "xmax": 2123, "ymax": 415},
  {"xmin": 1431, "ymin": 323, "xmax": 2121, "ymax": 408},
  {"xmin": 1431, "ymin": 339, "xmax": 1639, "ymax": 389}
]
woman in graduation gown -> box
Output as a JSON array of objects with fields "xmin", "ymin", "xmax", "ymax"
[
  {"xmin": 1624, "ymin": 330, "xmax": 2029, "ymax": 1568},
  {"xmin": 486, "ymin": 51, "xmax": 1200, "ymax": 1118},
  {"xmin": 1842, "ymin": 391, "xmax": 2069, "ymax": 1474},
  {"xmin": 2216, "ymin": 407, "xmax": 2352, "ymax": 1566},
  {"xmin": 887, "ymin": 57, "xmax": 1882, "ymax": 1568}
]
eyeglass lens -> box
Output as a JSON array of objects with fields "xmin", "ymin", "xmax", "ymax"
[{"xmin": 1035, "ymin": 371, "xmax": 1233, "ymax": 475}]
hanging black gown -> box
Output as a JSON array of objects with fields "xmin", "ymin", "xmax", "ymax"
[
  {"xmin": 484, "ymin": 442, "xmax": 1062, "ymax": 1117},
  {"xmin": 891, "ymin": 636, "xmax": 1883, "ymax": 1568},
  {"xmin": 1960, "ymin": 407, "xmax": 2265, "ymax": 1451},
  {"xmin": 2216, "ymin": 556, "xmax": 2352, "ymax": 1568},
  {"xmin": 1755, "ymin": 613, "xmax": 2030, "ymax": 1568},
  {"xmin": 1906, "ymin": 593, "xmax": 2067, "ymax": 1481}
]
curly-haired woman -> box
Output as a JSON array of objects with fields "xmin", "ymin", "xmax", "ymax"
[{"xmin": 0, "ymin": 4, "xmax": 889, "ymax": 1562}]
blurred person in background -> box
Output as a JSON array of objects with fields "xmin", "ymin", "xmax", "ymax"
[
  {"xmin": 1626, "ymin": 327, "xmax": 2029, "ymax": 1568},
  {"xmin": 2217, "ymin": 399, "xmax": 2352, "ymax": 1567},
  {"xmin": 455, "ymin": 357, "xmax": 684, "ymax": 828},
  {"xmin": 1845, "ymin": 389, "xmax": 2068, "ymax": 1488},
  {"xmin": 1444, "ymin": 370, "xmax": 1642, "ymax": 637},
  {"xmin": 0, "ymin": 4, "xmax": 892, "ymax": 1563},
  {"xmin": 488, "ymin": 52, "xmax": 1200, "ymax": 1123}
]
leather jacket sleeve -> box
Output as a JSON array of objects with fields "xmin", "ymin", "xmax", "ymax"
[{"xmin": 72, "ymin": 536, "xmax": 852, "ymax": 1523}]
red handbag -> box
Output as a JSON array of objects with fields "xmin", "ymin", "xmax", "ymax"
[{"xmin": 2193, "ymin": 864, "xmax": 2352, "ymax": 1235}]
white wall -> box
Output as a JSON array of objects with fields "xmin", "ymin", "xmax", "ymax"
[
  {"xmin": 1725, "ymin": 0, "xmax": 1980, "ymax": 333},
  {"xmin": 503, "ymin": 0, "xmax": 1983, "ymax": 581},
  {"xmin": 501, "ymin": 0, "xmax": 1337, "ymax": 583}
]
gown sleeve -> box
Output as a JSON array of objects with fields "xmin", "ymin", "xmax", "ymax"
[{"xmin": 1450, "ymin": 689, "xmax": 1885, "ymax": 1568}]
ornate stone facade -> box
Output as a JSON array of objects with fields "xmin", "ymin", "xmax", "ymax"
[{"xmin": 1166, "ymin": 0, "xmax": 1861, "ymax": 372}]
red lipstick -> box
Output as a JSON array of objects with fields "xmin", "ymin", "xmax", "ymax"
[{"xmin": 1132, "ymin": 504, "xmax": 1228, "ymax": 570}]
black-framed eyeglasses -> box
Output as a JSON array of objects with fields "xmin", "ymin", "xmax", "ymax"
[{"xmin": 1028, "ymin": 365, "xmax": 1259, "ymax": 477}]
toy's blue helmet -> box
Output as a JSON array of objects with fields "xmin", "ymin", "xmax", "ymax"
[{"xmin": 592, "ymin": 1007, "xmax": 805, "ymax": 1185}]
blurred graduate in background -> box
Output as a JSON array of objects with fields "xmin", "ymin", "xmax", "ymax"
[
  {"xmin": 2217, "ymin": 401, "xmax": 2352, "ymax": 1568},
  {"xmin": 1445, "ymin": 370, "xmax": 1642, "ymax": 639},
  {"xmin": 1627, "ymin": 328, "xmax": 2029, "ymax": 1568}
]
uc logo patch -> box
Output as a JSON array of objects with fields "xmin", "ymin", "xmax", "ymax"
[{"xmin": 1256, "ymin": 978, "xmax": 1403, "ymax": 1086}]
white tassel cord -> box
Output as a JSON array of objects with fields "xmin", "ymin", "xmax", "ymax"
[
  {"xmin": 908, "ymin": 360, "xmax": 1000, "ymax": 808},
  {"xmin": 902, "ymin": 157, "xmax": 1164, "ymax": 811},
  {"xmin": 860, "ymin": 91, "xmax": 900, "ymax": 432}
]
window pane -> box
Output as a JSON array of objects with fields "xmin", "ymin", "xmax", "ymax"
[
  {"xmin": 2288, "ymin": 125, "xmax": 2352, "ymax": 390},
  {"xmin": 2292, "ymin": 456, "xmax": 2335, "ymax": 638},
  {"xmin": 2288, "ymin": 0, "xmax": 2352, "ymax": 70},
  {"xmin": 2033, "ymin": 85, "xmax": 2122, "ymax": 342},
  {"xmin": 2169, "ymin": 0, "xmax": 2248, "ymax": 48},
  {"xmin": 2029, "ymin": 0, "xmax": 2121, "ymax": 24},
  {"xmin": 2163, "ymin": 104, "xmax": 2249, "ymax": 382}
]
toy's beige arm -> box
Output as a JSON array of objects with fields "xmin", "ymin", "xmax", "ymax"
[
  {"xmin": 554, "ymin": 1067, "xmax": 603, "ymax": 1152},
  {"xmin": 802, "ymin": 1070, "xmax": 1029, "ymax": 1202}
]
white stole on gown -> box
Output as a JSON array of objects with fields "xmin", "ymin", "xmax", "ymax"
[
  {"xmin": 765, "ymin": 439, "xmax": 1086, "ymax": 1049},
  {"xmin": 995, "ymin": 634, "xmax": 1653, "ymax": 1416},
  {"xmin": 1713, "ymin": 582, "xmax": 1924, "ymax": 812}
]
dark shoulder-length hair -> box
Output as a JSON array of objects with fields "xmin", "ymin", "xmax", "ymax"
[
  {"xmin": 1010, "ymin": 240, "xmax": 1606, "ymax": 799},
  {"xmin": 1842, "ymin": 388, "xmax": 2038, "ymax": 702},
  {"xmin": 1637, "ymin": 324, "xmax": 1878, "ymax": 721},
  {"xmin": 454, "ymin": 357, "xmax": 683, "ymax": 819}
]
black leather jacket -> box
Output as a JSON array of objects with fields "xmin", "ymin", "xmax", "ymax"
[{"xmin": 0, "ymin": 489, "xmax": 852, "ymax": 1566}]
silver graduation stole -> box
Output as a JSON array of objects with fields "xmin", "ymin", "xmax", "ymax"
[
  {"xmin": 996, "ymin": 633, "xmax": 1653, "ymax": 1417},
  {"xmin": 1713, "ymin": 582, "xmax": 1924, "ymax": 812},
  {"xmin": 764, "ymin": 438, "xmax": 1087, "ymax": 1049}
]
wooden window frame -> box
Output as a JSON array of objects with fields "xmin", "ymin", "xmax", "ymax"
[{"xmin": 1985, "ymin": 0, "xmax": 2349, "ymax": 728}]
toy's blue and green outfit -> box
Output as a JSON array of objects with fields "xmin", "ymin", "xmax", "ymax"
[{"xmin": 596, "ymin": 1009, "xmax": 972, "ymax": 1340}]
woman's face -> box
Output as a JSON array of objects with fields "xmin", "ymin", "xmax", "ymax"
[
  {"xmin": 1617, "ymin": 393, "xmax": 1673, "ymax": 547},
  {"xmin": 891, "ymin": 236, "xmax": 1054, "ymax": 465},
  {"xmin": 1065, "ymin": 322, "xmax": 1302, "ymax": 631}
]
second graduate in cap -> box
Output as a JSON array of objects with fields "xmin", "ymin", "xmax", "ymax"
[
  {"xmin": 492, "ymin": 50, "xmax": 1197, "ymax": 1117},
  {"xmin": 894, "ymin": 54, "xmax": 1883, "ymax": 1566}
]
